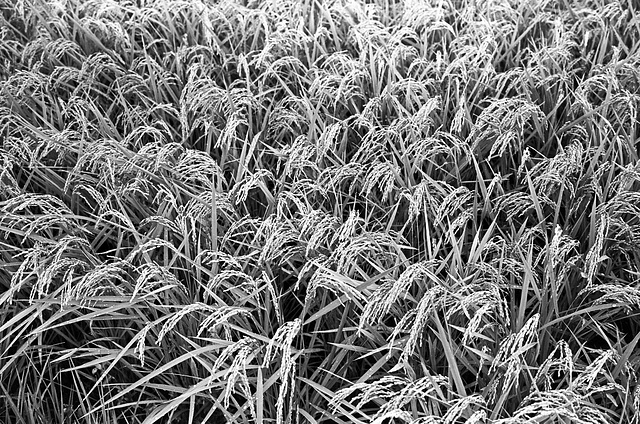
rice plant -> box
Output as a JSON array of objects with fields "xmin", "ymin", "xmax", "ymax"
[{"xmin": 1, "ymin": 0, "xmax": 640, "ymax": 423}]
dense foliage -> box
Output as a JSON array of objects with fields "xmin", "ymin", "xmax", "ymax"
[{"xmin": 1, "ymin": 0, "xmax": 640, "ymax": 423}]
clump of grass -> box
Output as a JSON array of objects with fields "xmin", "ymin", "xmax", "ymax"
[{"xmin": 1, "ymin": 0, "xmax": 640, "ymax": 423}]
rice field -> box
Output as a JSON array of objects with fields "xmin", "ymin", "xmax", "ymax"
[{"xmin": 1, "ymin": 0, "xmax": 640, "ymax": 422}]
